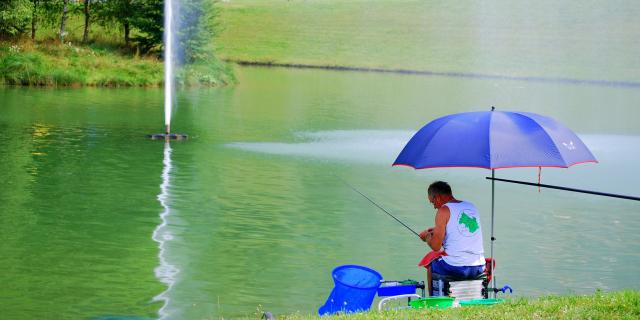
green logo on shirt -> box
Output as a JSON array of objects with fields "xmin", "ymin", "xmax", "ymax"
[{"xmin": 458, "ymin": 212, "xmax": 479, "ymax": 233}]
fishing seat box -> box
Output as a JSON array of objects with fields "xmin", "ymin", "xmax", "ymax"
[{"xmin": 431, "ymin": 272, "xmax": 489, "ymax": 299}]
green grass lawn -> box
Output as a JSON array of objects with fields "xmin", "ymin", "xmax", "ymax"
[
  {"xmin": 217, "ymin": 0, "xmax": 640, "ymax": 82},
  {"xmin": 262, "ymin": 290, "xmax": 639, "ymax": 320}
]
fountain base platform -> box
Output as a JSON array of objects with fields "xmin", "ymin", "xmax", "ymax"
[{"xmin": 148, "ymin": 133, "xmax": 188, "ymax": 140}]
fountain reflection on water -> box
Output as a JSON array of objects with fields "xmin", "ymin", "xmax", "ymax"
[{"xmin": 152, "ymin": 142, "xmax": 179, "ymax": 319}]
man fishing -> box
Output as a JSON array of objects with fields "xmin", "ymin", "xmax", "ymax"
[{"xmin": 419, "ymin": 181, "xmax": 486, "ymax": 295}]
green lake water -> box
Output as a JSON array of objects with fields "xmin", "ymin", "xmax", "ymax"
[{"xmin": 1, "ymin": 66, "xmax": 639, "ymax": 319}]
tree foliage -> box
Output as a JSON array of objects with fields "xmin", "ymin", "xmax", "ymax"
[
  {"xmin": 0, "ymin": 0, "xmax": 219, "ymax": 63},
  {"xmin": 129, "ymin": 0, "xmax": 163, "ymax": 52},
  {"xmin": 94, "ymin": 0, "xmax": 137, "ymax": 45},
  {"xmin": 177, "ymin": 0, "xmax": 218, "ymax": 63},
  {"xmin": 0, "ymin": 0, "xmax": 31, "ymax": 36},
  {"xmin": 128, "ymin": 0, "xmax": 220, "ymax": 62}
]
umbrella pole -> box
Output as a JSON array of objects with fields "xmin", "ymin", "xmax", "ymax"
[{"xmin": 490, "ymin": 169, "xmax": 496, "ymax": 298}]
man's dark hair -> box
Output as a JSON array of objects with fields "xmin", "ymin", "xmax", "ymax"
[{"xmin": 428, "ymin": 181, "xmax": 452, "ymax": 197}]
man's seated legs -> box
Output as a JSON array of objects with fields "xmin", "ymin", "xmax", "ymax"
[{"xmin": 428, "ymin": 257, "xmax": 485, "ymax": 295}]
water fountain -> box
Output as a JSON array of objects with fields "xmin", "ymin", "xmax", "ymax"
[
  {"xmin": 150, "ymin": 0, "xmax": 183, "ymax": 318},
  {"xmin": 149, "ymin": 0, "xmax": 187, "ymax": 140}
]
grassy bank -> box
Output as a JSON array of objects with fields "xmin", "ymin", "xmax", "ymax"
[
  {"xmin": 217, "ymin": 0, "xmax": 640, "ymax": 82},
  {"xmin": 267, "ymin": 290, "xmax": 639, "ymax": 320},
  {"xmin": 0, "ymin": 40, "xmax": 234, "ymax": 87}
]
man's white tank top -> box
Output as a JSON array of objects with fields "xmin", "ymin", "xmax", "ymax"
[{"xmin": 441, "ymin": 201, "xmax": 485, "ymax": 266}]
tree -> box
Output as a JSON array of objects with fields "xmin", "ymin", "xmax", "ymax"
[
  {"xmin": 39, "ymin": 0, "xmax": 66, "ymax": 39},
  {"xmin": 31, "ymin": 0, "xmax": 39, "ymax": 40},
  {"xmin": 82, "ymin": 0, "xmax": 90, "ymax": 43},
  {"xmin": 102, "ymin": 0, "xmax": 136, "ymax": 46},
  {"xmin": 130, "ymin": 0, "xmax": 163, "ymax": 52},
  {"xmin": 24, "ymin": 0, "xmax": 64, "ymax": 41},
  {"xmin": 28, "ymin": 0, "xmax": 55, "ymax": 41},
  {"xmin": 176, "ymin": 0, "xmax": 219, "ymax": 63},
  {"xmin": 95, "ymin": 0, "xmax": 130, "ymax": 45},
  {"xmin": 128, "ymin": 0, "xmax": 221, "ymax": 61},
  {"xmin": 0, "ymin": 0, "xmax": 31, "ymax": 37},
  {"xmin": 59, "ymin": 0, "xmax": 68, "ymax": 41}
]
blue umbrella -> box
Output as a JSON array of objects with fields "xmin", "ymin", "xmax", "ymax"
[
  {"xmin": 393, "ymin": 110, "xmax": 597, "ymax": 169},
  {"xmin": 393, "ymin": 108, "xmax": 597, "ymax": 294}
]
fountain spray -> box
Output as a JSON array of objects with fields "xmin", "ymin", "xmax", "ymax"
[
  {"xmin": 164, "ymin": 0, "xmax": 173, "ymax": 135},
  {"xmin": 149, "ymin": 0, "xmax": 187, "ymax": 141}
]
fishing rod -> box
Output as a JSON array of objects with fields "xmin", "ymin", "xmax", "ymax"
[
  {"xmin": 335, "ymin": 175, "xmax": 421, "ymax": 239},
  {"xmin": 486, "ymin": 177, "xmax": 640, "ymax": 201}
]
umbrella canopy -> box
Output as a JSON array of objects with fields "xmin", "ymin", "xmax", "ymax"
[{"xmin": 393, "ymin": 110, "xmax": 597, "ymax": 169}]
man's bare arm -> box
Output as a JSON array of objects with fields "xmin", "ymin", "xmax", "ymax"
[{"xmin": 427, "ymin": 206, "xmax": 450, "ymax": 251}]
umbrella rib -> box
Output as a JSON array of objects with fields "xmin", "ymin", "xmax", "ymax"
[{"xmin": 512, "ymin": 112, "xmax": 567, "ymax": 167}]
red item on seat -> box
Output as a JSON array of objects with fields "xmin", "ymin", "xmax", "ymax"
[{"xmin": 418, "ymin": 250, "xmax": 447, "ymax": 268}]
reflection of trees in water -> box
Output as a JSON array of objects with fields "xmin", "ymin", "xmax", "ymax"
[{"xmin": 0, "ymin": 123, "xmax": 43, "ymax": 288}]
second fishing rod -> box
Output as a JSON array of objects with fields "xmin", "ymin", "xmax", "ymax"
[{"xmin": 335, "ymin": 175, "xmax": 422, "ymax": 240}]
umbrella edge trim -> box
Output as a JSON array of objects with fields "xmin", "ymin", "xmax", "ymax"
[{"xmin": 391, "ymin": 160, "xmax": 598, "ymax": 170}]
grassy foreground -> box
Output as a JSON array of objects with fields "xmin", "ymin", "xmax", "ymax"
[
  {"xmin": 261, "ymin": 290, "xmax": 639, "ymax": 320},
  {"xmin": 0, "ymin": 40, "xmax": 234, "ymax": 87}
]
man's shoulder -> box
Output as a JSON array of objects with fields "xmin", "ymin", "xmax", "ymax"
[
  {"xmin": 446, "ymin": 201, "xmax": 480, "ymax": 215},
  {"xmin": 458, "ymin": 200, "xmax": 477, "ymax": 207},
  {"xmin": 436, "ymin": 205, "xmax": 452, "ymax": 216}
]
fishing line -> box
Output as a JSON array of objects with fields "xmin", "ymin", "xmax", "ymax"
[{"xmin": 334, "ymin": 175, "xmax": 421, "ymax": 239}]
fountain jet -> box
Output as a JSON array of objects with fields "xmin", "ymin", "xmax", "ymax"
[{"xmin": 148, "ymin": 0, "xmax": 187, "ymax": 141}]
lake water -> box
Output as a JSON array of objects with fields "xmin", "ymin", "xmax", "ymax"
[{"xmin": 1, "ymin": 66, "xmax": 639, "ymax": 319}]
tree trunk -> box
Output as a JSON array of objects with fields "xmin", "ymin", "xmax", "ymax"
[
  {"xmin": 82, "ymin": 0, "xmax": 91, "ymax": 43},
  {"xmin": 31, "ymin": 0, "xmax": 38, "ymax": 41},
  {"xmin": 124, "ymin": 21, "xmax": 130, "ymax": 46},
  {"xmin": 59, "ymin": 0, "xmax": 68, "ymax": 42}
]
